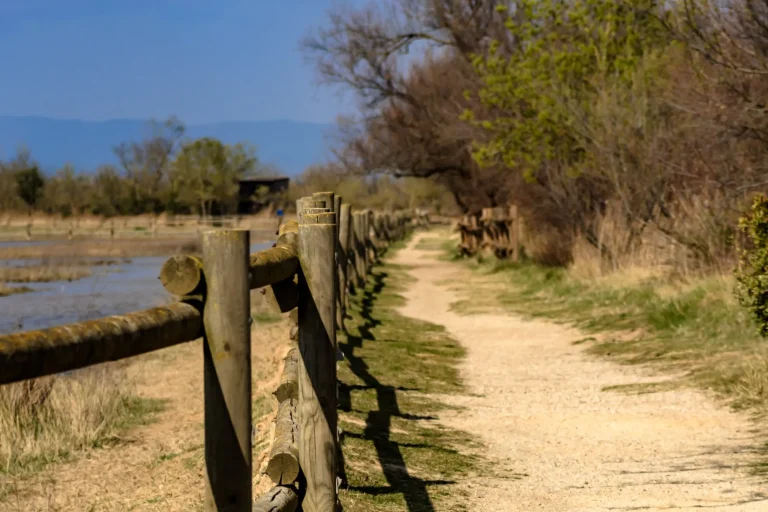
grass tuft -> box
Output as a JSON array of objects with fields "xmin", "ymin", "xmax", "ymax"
[{"xmin": 0, "ymin": 365, "xmax": 164, "ymax": 489}]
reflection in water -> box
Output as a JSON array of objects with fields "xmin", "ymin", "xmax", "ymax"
[{"xmin": 0, "ymin": 241, "xmax": 273, "ymax": 335}]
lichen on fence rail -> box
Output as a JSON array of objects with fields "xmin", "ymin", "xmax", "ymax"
[{"xmin": 0, "ymin": 301, "xmax": 203, "ymax": 385}]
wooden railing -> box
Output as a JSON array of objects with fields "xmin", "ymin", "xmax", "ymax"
[
  {"xmin": 0, "ymin": 191, "xmax": 419, "ymax": 512},
  {"xmin": 457, "ymin": 205, "xmax": 523, "ymax": 260}
]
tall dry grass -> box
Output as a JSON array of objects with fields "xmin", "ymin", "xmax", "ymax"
[
  {"xmin": 521, "ymin": 196, "xmax": 742, "ymax": 284},
  {"xmin": 0, "ymin": 365, "xmax": 141, "ymax": 476}
]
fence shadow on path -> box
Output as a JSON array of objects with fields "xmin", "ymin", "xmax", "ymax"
[{"xmin": 338, "ymin": 268, "xmax": 454, "ymax": 512}]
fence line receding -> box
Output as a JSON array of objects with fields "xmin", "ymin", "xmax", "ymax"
[{"xmin": 0, "ymin": 195, "xmax": 423, "ymax": 512}]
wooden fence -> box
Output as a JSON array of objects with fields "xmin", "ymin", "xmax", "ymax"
[
  {"xmin": 0, "ymin": 191, "xmax": 419, "ymax": 512},
  {"xmin": 457, "ymin": 205, "xmax": 523, "ymax": 260}
]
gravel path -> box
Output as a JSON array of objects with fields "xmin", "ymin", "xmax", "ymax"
[{"xmin": 393, "ymin": 233, "xmax": 768, "ymax": 511}]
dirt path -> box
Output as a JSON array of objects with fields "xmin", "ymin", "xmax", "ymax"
[{"xmin": 393, "ymin": 232, "xmax": 768, "ymax": 512}]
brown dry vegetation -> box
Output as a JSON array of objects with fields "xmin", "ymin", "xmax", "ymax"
[
  {"xmin": 0, "ymin": 366, "xmax": 156, "ymax": 480},
  {"xmin": 303, "ymin": 0, "xmax": 768, "ymax": 273},
  {"xmin": 0, "ymin": 284, "xmax": 32, "ymax": 297},
  {"xmin": 0, "ymin": 289, "xmax": 292, "ymax": 511}
]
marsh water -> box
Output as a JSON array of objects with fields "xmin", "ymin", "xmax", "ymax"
[{"xmin": 0, "ymin": 241, "xmax": 273, "ymax": 335}]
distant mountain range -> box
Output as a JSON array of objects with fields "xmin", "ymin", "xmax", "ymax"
[{"xmin": 0, "ymin": 116, "xmax": 336, "ymax": 176}]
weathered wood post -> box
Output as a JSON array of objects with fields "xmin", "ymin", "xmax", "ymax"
[
  {"xmin": 202, "ymin": 229, "xmax": 252, "ymax": 511},
  {"xmin": 312, "ymin": 192, "xmax": 335, "ymax": 212},
  {"xmin": 393, "ymin": 212, "xmax": 401, "ymax": 240},
  {"xmin": 297, "ymin": 204, "xmax": 338, "ymax": 512},
  {"xmin": 352, "ymin": 212, "xmax": 365, "ymax": 287},
  {"xmin": 297, "ymin": 198, "xmax": 306, "ymax": 223},
  {"xmin": 347, "ymin": 209, "xmax": 360, "ymax": 292},
  {"xmin": 383, "ymin": 213, "xmax": 391, "ymax": 242},
  {"xmin": 394, "ymin": 212, "xmax": 400, "ymax": 241},
  {"xmin": 339, "ymin": 203, "xmax": 352, "ymax": 321},
  {"xmin": 466, "ymin": 214, "xmax": 474, "ymax": 253},
  {"xmin": 510, "ymin": 204, "xmax": 521, "ymax": 262},
  {"xmin": 367, "ymin": 211, "xmax": 378, "ymax": 262},
  {"xmin": 326, "ymin": 194, "xmax": 344, "ymax": 330},
  {"xmin": 361, "ymin": 211, "xmax": 371, "ymax": 277}
]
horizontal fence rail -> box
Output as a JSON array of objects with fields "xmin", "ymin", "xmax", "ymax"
[
  {"xmin": 0, "ymin": 302, "xmax": 202, "ymax": 385},
  {"xmin": 0, "ymin": 193, "xmax": 419, "ymax": 512}
]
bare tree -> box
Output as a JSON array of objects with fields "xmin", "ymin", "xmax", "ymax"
[
  {"xmin": 113, "ymin": 116, "xmax": 185, "ymax": 213},
  {"xmin": 303, "ymin": 0, "xmax": 515, "ymax": 212}
]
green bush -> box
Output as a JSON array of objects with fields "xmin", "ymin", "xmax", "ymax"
[{"xmin": 735, "ymin": 194, "xmax": 768, "ymax": 336}]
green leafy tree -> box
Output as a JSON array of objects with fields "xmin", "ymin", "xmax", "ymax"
[
  {"xmin": 0, "ymin": 168, "xmax": 23, "ymax": 211},
  {"xmin": 172, "ymin": 138, "xmax": 257, "ymax": 217},
  {"xmin": 8, "ymin": 147, "xmax": 45, "ymax": 212},
  {"xmin": 41, "ymin": 164, "xmax": 91, "ymax": 217},
  {"xmin": 15, "ymin": 166, "xmax": 45, "ymax": 212},
  {"xmin": 0, "ymin": 147, "xmax": 43, "ymax": 212},
  {"xmin": 89, "ymin": 165, "xmax": 130, "ymax": 217},
  {"xmin": 468, "ymin": 0, "xmax": 670, "ymax": 179}
]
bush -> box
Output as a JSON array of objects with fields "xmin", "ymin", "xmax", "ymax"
[{"xmin": 735, "ymin": 194, "xmax": 768, "ymax": 336}]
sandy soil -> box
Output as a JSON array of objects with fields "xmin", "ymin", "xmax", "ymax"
[
  {"xmin": 393, "ymin": 232, "xmax": 768, "ymax": 512},
  {"xmin": 2, "ymin": 320, "xmax": 291, "ymax": 512}
]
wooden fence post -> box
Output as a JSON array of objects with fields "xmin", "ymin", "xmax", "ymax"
[
  {"xmin": 202, "ymin": 229, "xmax": 252, "ymax": 511},
  {"xmin": 353, "ymin": 212, "xmax": 366, "ymax": 287},
  {"xmin": 361, "ymin": 211, "xmax": 370, "ymax": 277},
  {"xmin": 510, "ymin": 204, "xmax": 521, "ymax": 262},
  {"xmin": 339, "ymin": 203, "xmax": 352, "ymax": 320},
  {"xmin": 297, "ymin": 205, "xmax": 338, "ymax": 512},
  {"xmin": 333, "ymin": 196, "xmax": 344, "ymax": 330},
  {"xmin": 470, "ymin": 215, "xmax": 479, "ymax": 254},
  {"xmin": 297, "ymin": 198, "xmax": 306, "ymax": 224}
]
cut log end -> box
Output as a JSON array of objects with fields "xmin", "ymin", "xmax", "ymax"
[
  {"xmin": 266, "ymin": 453, "xmax": 300, "ymax": 485},
  {"xmin": 159, "ymin": 254, "xmax": 203, "ymax": 296}
]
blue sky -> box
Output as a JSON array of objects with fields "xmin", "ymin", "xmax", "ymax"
[{"xmin": 0, "ymin": 0, "xmax": 360, "ymax": 124}]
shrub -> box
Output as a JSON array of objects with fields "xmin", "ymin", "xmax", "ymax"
[{"xmin": 735, "ymin": 194, "xmax": 768, "ymax": 336}]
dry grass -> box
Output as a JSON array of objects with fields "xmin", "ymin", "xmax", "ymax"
[
  {"xmin": 0, "ymin": 301, "xmax": 295, "ymax": 509},
  {"xmin": 0, "ymin": 364, "xmax": 161, "ymax": 482},
  {"xmin": 0, "ymin": 284, "xmax": 32, "ymax": 297},
  {"xmin": 0, "ymin": 265, "xmax": 92, "ymax": 283}
]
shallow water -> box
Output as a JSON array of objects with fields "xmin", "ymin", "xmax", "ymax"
[{"xmin": 0, "ymin": 241, "xmax": 273, "ymax": 335}]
